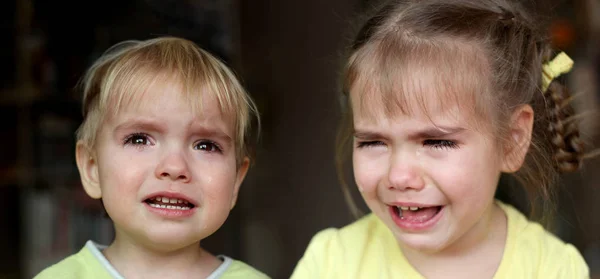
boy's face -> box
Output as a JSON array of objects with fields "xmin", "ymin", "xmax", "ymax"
[{"xmin": 77, "ymin": 80, "xmax": 248, "ymax": 251}]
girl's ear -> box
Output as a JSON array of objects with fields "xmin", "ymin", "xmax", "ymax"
[
  {"xmin": 501, "ymin": 105, "xmax": 534, "ymax": 173},
  {"xmin": 75, "ymin": 141, "xmax": 102, "ymax": 199},
  {"xmin": 230, "ymin": 157, "xmax": 250, "ymax": 210}
]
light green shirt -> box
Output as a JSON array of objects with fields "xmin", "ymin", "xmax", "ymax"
[{"xmin": 34, "ymin": 241, "xmax": 269, "ymax": 279}]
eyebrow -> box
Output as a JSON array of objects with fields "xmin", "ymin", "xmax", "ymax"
[
  {"xmin": 114, "ymin": 119, "xmax": 166, "ymax": 134},
  {"xmin": 353, "ymin": 126, "xmax": 465, "ymax": 140},
  {"xmin": 189, "ymin": 125, "xmax": 233, "ymax": 144},
  {"xmin": 410, "ymin": 127, "xmax": 465, "ymax": 139}
]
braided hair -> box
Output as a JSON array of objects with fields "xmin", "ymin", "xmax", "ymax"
[{"xmin": 336, "ymin": 0, "xmax": 588, "ymax": 220}]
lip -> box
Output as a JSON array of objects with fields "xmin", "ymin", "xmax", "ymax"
[
  {"xmin": 388, "ymin": 204, "xmax": 445, "ymax": 232},
  {"xmin": 142, "ymin": 191, "xmax": 199, "ymax": 206},
  {"xmin": 144, "ymin": 203, "xmax": 197, "ymax": 218}
]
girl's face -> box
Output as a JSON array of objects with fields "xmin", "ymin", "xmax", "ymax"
[{"xmin": 351, "ymin": 88, "xmax": 505, "ymax": 253}]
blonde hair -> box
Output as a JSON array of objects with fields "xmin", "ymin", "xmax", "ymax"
[
  {"xmin": 76, "ymin": 37, "xmax": 259, "ymax": 166},
  {"xmin": 337, "ymin": 0, "xmax": 588, "ymax": 220}
]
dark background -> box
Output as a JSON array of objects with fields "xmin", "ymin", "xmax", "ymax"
[{"xmin": 1, "ymin": 0, "xmax": 599, "ymax": 278}]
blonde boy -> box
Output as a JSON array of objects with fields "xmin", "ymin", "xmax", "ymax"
[{"xmin": 35, "ymin": 37, "xmax": 268, "ymax": 279}]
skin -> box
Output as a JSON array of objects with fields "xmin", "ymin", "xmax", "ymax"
[
  {"xmin": 351, "ymin": 74, "xmax": 533, "ymax": 278},
  {"xmin": 76, "ymin": 80, "xmax": 249, "ymax": 279}
]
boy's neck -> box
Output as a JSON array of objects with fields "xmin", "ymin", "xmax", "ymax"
[
  {"xmin": 102, "ymin": 233, "xmax": 222, "ymax": 279},
  {"xmin": 400, "ymin": 202, "xmax": 507, "ymax": 278}
]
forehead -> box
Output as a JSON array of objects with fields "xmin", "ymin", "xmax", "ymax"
[
  {"xmin": 348, "ymin": 38, "xmax": 493, "ymax": 131},
  {"xmin": 105, "ymin": 76, "xmax": 234, "ymax": 129}
]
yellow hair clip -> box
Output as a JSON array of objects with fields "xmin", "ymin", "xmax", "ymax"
[{"xmin": 542, "ymin": 52, "xmax": 573, "ymax": 92}]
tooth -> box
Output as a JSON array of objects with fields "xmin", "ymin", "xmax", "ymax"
[
  {"xmin": 169, "ymin": 198, "xmax": 177, "ymax": 204},
  {"xmin": 400, "ymin": 206, "xmax": 409, "ymax": 210},
  {"xmin": 175, "ymin": 206, "xmax": 182, "ymax": 210},
  {"xmin": 159, "ymin": 204, "xmax": 167, "ymax": 209},
  {"xmin": 178, "ymin": 199, "xmax": 183, "ymax": 203},
  {"xmin": 182, "ymin": 206, "xmax": 190, "ymax": 210},
  {"xmin": 410, "ymin": 207, "xmax": 418, "ymax": 211},
  {"xmin": 155, "ymin": 197, "xmax": 161, "ymax": 201},
  {"xmin": 161, "ymin": 197, "xmax": 169, "ymax": 202}
]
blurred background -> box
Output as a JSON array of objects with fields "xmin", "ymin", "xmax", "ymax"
[{"xmin": 0, "ymin": 0, "xmax": 599, "ymax": 278}]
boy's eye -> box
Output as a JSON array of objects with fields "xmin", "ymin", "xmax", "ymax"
[
  {"xmin": 194, "ymin": 140, "xmax": 222, "ymax": 153},
  {"xmin": 424, "ymin": 139, "xmax": 458, "ymax": 150},
  {"xmin": 356, "ymin": 141, "xmax": 385, "ymax": 148},
  {"xmin": 124, "ymin": 133, "xmax": 152, "ymax": 145}
]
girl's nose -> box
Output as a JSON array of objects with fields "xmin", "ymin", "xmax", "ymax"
[
  {"xmin": 155, "ymin": 150, "xmax": 191, "ymax": 183},
  {"xmin": 386, "ymin": 154, "xmax": 425, "ymax": 191}
]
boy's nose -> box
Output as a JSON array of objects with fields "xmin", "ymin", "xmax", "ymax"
[
  {"xmin": 386, "ymin": 155, "xmax": 425, "ymax": 191},
  {"xmin": 155, "ymin": 151, "xmax": 191, "ymax": 182}
]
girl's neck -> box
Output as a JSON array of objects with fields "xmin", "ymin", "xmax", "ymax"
[
  {"xmin": 102, "ymin": 232, "xmax": 222, "ymax": 279},
  {"xmin": 401, "ymin": 202, "xmax": 508, "ymax": 279}
]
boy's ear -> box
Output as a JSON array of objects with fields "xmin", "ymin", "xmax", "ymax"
[
  {"xmin": 75, "ymin": 141, "xmax": 102, "ymax": 199},
  {"xmin": 501, "ymin": 104, "xmax": 534, "ymax": 173},
  {"xmin": 230, "ymin": 157, "xmax": 250, "ymax": 209}
]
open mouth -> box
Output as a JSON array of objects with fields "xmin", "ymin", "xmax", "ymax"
[
  {"xmin": 144, "ymin": 196, "xmax": 195, "ymax": 210},
  {"xmin": 392, "ymin": 205, "xmax": 443, "ymax": 223}
]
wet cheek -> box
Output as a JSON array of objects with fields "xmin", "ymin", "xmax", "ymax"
[
  {"xmin": 353, "ymin": 156, "xmax": 385, "ymax": 194},
  {"xmin": 99, "ymin": 151, "xmax": 150, "ymax": 201},
  {"xmin": 430, "ymin": 150, "xmax": 496, "ymax": 203},
  {"xmin": 196, "ymin": 163, "xmax": 237, "ymax": 204},
  {"xmin": 198, "ymin": 173, "xmax": 237, "ymax": 233}
]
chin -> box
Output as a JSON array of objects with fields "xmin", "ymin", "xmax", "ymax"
[
  {"xmin": 140, "ymin": 228, "xmax": 205, "ymax": 250},
  {"xmin": 148, "ymin": 236, "xmax": 200, "ymax": 252},
  {"xmin": 395, "ymin": 233, "xmax": 450, "ymax": 254}
]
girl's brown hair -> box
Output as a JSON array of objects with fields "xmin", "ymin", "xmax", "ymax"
[{"xmin": 336, "ymin": 0, "xmax": 586, "ymax": 220}]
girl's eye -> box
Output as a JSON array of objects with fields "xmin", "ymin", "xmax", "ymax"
[
  {"xmin": 423, "ymin": 139, "xmax": 458, "ymax": 150},
  {"xmin": 356, "ymin": 141, "xmax": 385, "ymax": 148},
  {"xmin": 124, "ymin": 133, "xmax": 152, "ymax": 146},
  {"xmin": 194, "ymin": 140, "xmax": 222, "ymax": 153}
]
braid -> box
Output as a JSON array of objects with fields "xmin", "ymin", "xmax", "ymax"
[
  {"xmin": 338, "ymin": 0, "xmax": 591, "ymax": 223},
  {"xmin": 544, "ymin": 81, "xmax": 585, "ymax": 173}
]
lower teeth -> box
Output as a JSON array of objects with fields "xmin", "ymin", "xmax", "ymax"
[{"xmin": 148, "ymin": 203, "xmax": 191, "ymax": 210}]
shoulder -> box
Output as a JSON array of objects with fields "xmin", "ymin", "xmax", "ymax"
[
  {"xmin": 34, "ymin": 244, "xmax": 111, "ymax": 279},
  {"xmin": 291, "ymin": 213, "xmax": 386, "ymax": 278},
  {"xmin": 220, "ymin": 259, "xmax": 270, "ymax": 279},
  {"xmin": 499, "ymin": 202, "xmax": 589, "ymax": 278},
  {"xmin": 305, "ymin": 213, "xmax": 382, "ymax": 257}
]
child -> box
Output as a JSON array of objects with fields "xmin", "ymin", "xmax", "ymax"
[
  {"xmin": 35, "ymin": 37, "xmax": 269, "ymax": 279},
  {"xmin": 292, "ymin": 0, "xmax": 590, "ymax": 278}
]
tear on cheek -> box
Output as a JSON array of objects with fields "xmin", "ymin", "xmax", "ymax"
[{"xmin": 416, "ymin": 150, "xmax": 426, "ymax": 168}]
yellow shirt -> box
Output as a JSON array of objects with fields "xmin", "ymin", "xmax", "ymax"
[
  {"xmin": 292, "ymin": 202, "xmax": 589, "ymax": 279},
  {"xmin": 34, "ymin": 241, "xmax": 269, "ymax": 279}
]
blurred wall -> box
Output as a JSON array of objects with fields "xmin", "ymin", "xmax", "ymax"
[
  {"xmin": 237, "ymin": 0, "xmax": 360, "ymax": 277},
  {"xmin": 2, "ymin": 0, "xmax": 599, "ymax": 278}
]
